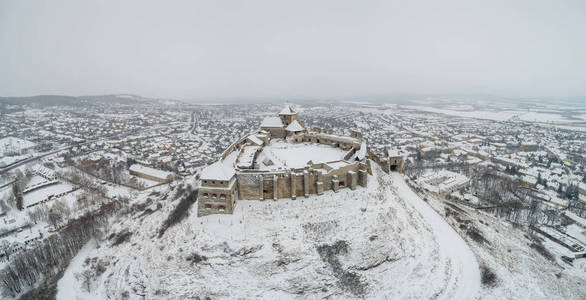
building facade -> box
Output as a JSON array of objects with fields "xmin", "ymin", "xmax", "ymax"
[{"xmin": 129, "ymin": 164, "xmax": 174, "ymax": 183}]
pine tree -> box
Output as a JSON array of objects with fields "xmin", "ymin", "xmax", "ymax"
[
  {"xmin": 16, "ymin": 195, "xmax": 23, "ymax": 210},
  {"xmin": 566, "ymin": 185, "xmax": 574, "ymax": 199},
  {"xmin": 568, "ymin": 185, "xmax": 579, "ymax": 199},
  {"xmin": 12, "ymin": 183, "xmax": 23, "ymax": 210}
]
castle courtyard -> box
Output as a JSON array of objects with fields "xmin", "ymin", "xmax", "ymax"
[{"xmin": 256, "ymin": 140, "xmax": 348, "ymax": 171}]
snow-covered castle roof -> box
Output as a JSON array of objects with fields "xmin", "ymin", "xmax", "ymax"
[
  {"xmin": 279, "ymin": 105, "xmax": 297, "ymax": 115},
  {"xmin": 285, "ymin": 120, "xmax": 304, "ymax": 132},
  {"xmin": 260, "ymin": 117, "xmax": 283, "ymax": 128}
]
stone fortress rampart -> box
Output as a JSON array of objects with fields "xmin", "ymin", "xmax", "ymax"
[{"xmin": 197, "ymin": 106, "xmax": 372, "ymax": 217}]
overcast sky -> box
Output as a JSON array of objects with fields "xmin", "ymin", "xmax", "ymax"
[{"xmin": 1, "ymin": 0, "xmax": 585, "ymax": 100}]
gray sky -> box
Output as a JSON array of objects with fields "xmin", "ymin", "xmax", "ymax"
[{"xmin": 1, "ymin": 0, "xmax": 585, "ymax": 100}]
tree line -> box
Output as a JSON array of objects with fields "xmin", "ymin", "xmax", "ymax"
[{"xmin": 0, "ymin": 201, "xmax": 119, "ymax": 298}]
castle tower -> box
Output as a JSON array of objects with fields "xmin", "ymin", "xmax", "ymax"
[{"xmin": 278, "ymin": 105, "xmax": 298, "ymax": 126}]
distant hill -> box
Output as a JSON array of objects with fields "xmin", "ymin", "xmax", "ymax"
[
  {"xmin": 0, "ymin": 95, "xmax": 80, "ymax": 107},
  {"xmin": 0, "ymin": 94, "xmax": 184, "ymax": 107}
]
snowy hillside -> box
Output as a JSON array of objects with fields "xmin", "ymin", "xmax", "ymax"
[
  {"xmin": 56, "ymin": 164, "xmax": 584, "ymax": 299},
  {"xmin": 410, "ymin": 171, "xmax": 586, "ymax": 299}
]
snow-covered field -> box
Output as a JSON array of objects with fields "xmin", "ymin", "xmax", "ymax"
[
  {"xmin": 0, "ymin": 137, "xmax": 36, "ymax": 154},
  {"xmin": 0, "ymin": 137, "xmax": 37, "ymax": 167},
  {"xmin": 0, "ymin": 154, "xmax": 33, "ymax": 168},
  {"xmin": 404, "ymin": 105, "xmax": 586, "ymax": 127},
  {"xmin": 404, "ymin": 105, "xmax": 519, "ymax": 121}
]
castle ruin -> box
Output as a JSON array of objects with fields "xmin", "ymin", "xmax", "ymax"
[{"xmin": 197, "ymin": 106, "xmax": 372, "ymax": 217}]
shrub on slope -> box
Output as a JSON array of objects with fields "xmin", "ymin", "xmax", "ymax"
[{"xmin": 158, "ymin": 187, "xmax": 197, "ymax": 238}]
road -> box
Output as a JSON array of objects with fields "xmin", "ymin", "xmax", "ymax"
[
  {"xmin": 0, "ymin": 130, "xmax": 164, "ymax": 175},
  {"xmin": 391, "ymin": 172, "xmax": 481, "ymax": 300},
  {"xmin": 0, "ymin": 224, "xmax": 33, "ymax": 239},
  {"xmin": 0, "ymin": 145, "xmax": 73, "ymax": 174}
]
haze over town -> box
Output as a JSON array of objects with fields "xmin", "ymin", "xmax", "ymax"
[
  {"xmin": 1, "ymin": 1, "xmax": 585, "ymax": 300},
  {"xmin": 2, "ymin": 0, "xmax": 586, "ymax": 100}
]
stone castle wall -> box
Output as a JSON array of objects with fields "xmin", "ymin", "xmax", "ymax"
[
  {"xmin": 197, "ymin": 179, "xmax": 238, "ymax": 217},
  {"xmin": 234, "ymin": 161, "xmax": 367, "ymax": 200},
  {"xmin": 198, "ymin": 118, "xmax": 374, "ymax": 217}
]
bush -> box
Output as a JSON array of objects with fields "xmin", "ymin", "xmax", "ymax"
[
  {"xmin": 316, "ymin": 241, "xmax": 366, "ymax": 295},
  {"xmin": 110, "ymin": 230, "xmax": 132, "ymax": 247},
  {"xmin": 529, "ymin": 241, "xmax": 554, "ymax": 261},
  {"xmin": 467, "ymin": 226, "xmax": 489, "ymax": 245},
  {"xmin": 480, "ymin": 265, "xmax": 497, "ymax": 287},
  {"xmin": 185, "ymin": 252, "xmax": 207, "ymax": 264},
  {"xmin": 158, "ymin": 189, "xmax": 198, "ymax": 238}
]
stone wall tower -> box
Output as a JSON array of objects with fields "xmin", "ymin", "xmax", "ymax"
[{"xmin": 278, "ymin": 106, "xmax": 298, "ymax": 126}]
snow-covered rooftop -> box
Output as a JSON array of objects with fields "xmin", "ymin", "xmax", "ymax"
[
  {"xmin": 260, "ymin": 117, "xmax": 283, "ymax": 128},
  {"xmin": 285, "ymin": 120, "xmax": 304, "ymax": 132},
  {"xmin": 350, "ymin": 141, "xmax": 367, "ymax": 161},
  {"xmin": 417, "ymin": 170, "xmax": 470, "ymax": 194},
  {"xmin": 129, "ymin": 164, "xmax": 173, "ymax": 180},
  {"xmin": 246, "ymin": 135, "xmax": 264, "ymax": 146},
  {"xmin": 200, "ymin": 151, "xmax": 238, "ymax": 181},
  {"xmin": 279, "ymin": 105, "xmax": 297, "ymax": 115},
  {"xmin": 388, "ymin": 149, "xmax": 405, "ymax": 157},
  {"xmin": 236, "ymin": 146, "xmax": 260, "ymax": 169}
]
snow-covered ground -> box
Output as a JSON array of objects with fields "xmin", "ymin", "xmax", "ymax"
[
  {"xmin": 54, "ymin": 163, "xmax": 586, "ymax": 299},
  {"xmin": 417, "ymin": 179, "xmax": 586, "ymax": 299},
  {"xmin": 566, "ymin": 224, "xmax": 586, "ymax": 245},
  {"xmin": 390, "ymin": 173, "xmax": 480, "ymax": 299},
  {"xmin": 56, "ymin": 240, "xmax": 106, "ymax": 300},
  {"xmin": 0, "ymin": 154, "xmax": 33, "ymax": 168},
  {"xmin": 56, "ymin": 164, "xmax": 483, "ymax": 299},
  {"xmin": 0, "ymin": 137, "xmax": 36, "ymax": 154},
  {"xmin": 257, "ymin": 140, "xmax": 347, "ymax": 170},
  {"xmin": 0, "ymin": 137, "xmax": 37, "ymax": 167}
]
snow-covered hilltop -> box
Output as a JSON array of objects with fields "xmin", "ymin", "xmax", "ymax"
[
  {"xmin": 56, "ymin": 164, "xmax": 484, "ymax": 299},
  {"xmin": 52, "ymin": 159, "xmax": 586, "ymax": 299}
]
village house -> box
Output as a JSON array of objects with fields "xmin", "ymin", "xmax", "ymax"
[{"xmin": 129, "ymin": 164, "xmax": 174, "ymax": 183}]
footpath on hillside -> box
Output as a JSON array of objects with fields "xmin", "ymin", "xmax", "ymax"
[{"xmin": 390, "ymin": 172, "xmax": 481, "ymax": 299}]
